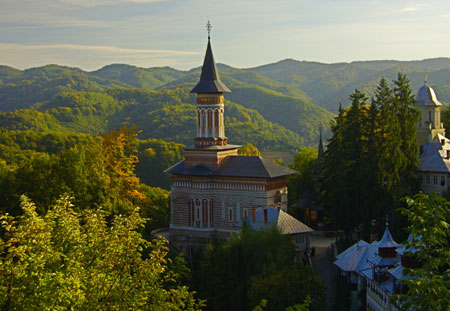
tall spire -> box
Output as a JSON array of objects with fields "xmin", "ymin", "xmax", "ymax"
[
  {"xmin": 318, "ymin": 126, "xmax": 324, "ymax": 159},
  {"xmin": 191, "ymin": 21, "xmax": 231, "ymax": 94}
]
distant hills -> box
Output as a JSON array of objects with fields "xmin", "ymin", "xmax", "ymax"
[{"xmin": 1, "ymin": 57, "xmax": 450, "ymax": 153}]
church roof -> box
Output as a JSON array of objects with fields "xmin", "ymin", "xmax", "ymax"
[
  {"xmin": 191, "ymin": 38, "xmax": 231, "ymax": 94},
  {"xmin": 419, "ymin": 140, "xmax": 450, "ymax": 173},
  {"xmin": 378, "ymin": 227, "xmax": 399, "ymax": 248},
  {"xmin": 165, "ymin": 156, "xmax": 296, "ymax": 178},
  {"xmin": 250, "ymin": 208, "xmax": 313, "ymax": 235},
  {"xmin": 416, "ymin": 82, "xmax": 442, "ymax": 106}
]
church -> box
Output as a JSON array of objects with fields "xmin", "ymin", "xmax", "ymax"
[
  {"xmin": 165, "ymin": 24, "xmax": 312, "ymax": 253},
  {"xmin": 416, "ymin": 77, "xmax": 450, "ymax": 195}
]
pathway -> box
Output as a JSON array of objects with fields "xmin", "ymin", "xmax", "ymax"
[{"xmin": 309, "ymin": 231, "xmax": 338, "ymax": 311}]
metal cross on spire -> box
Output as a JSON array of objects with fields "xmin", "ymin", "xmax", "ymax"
[
  {"xmin": 424, "ymin": 73, "xmax": 428, "ymax": 85},
  {"xmin": 206, "ymin": 20, "xmax": 212, "ymax": 39}
]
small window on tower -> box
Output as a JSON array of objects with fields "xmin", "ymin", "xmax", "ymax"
[
  {"xmin": 426, "ymin": 175, "xmax": 431, "ymax": 184},
  {"xmin": 243, "ymin": 208, "xmax": 249, "ymax": 219},
  {"xmin": 441, "ymin": 176, "xmax": 446, "ymax": 186},
  {"xmin": 434, "ymin": 176, "xmax": 438, "ymax": 185}
]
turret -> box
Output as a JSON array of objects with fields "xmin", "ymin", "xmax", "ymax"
[{"xmin": 416, "ymin": 75, "xmax": 445, "ymax": 146}]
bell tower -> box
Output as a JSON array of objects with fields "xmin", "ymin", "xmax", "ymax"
[
  {"xmin": 184, "ymin": 21, "xmax": 240, "ymax": 168},
  {"xmin": 191, "ymin": 21, "xmax": 230, "ymax": 147},
  {"xmin": 416, "ymin": 75, "xmax": 445, "ymax": 147}
]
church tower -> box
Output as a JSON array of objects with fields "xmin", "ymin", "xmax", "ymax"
[
  {"xmin": 165, "ymin": 23, "xmax": 299, "ymax": 253},
  {"xmin": 184, "ymin": 21, "xmax": 240, "ymax": 168},
  {"xmin": 416, "ymin": 75, "xmax": 445, "ymax": 147}
]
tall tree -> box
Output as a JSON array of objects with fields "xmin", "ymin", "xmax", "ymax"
[
  {"xmin": 321, "ymin": 76, "xmax": 420, "ymax": 241},
  {"xmin": 393, "ymin": 73, "xmax": 420, "ymax": 196}
]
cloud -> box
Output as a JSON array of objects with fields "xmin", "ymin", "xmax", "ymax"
[
  {"xmin": 57, "ymin": 0, "xmax": 164, "ymax": 7},
  {"xmin": 0, "ymin": 43, "xmax": 200, "ymax": 70},
  {"xmin": 1, "ymin": 43, "xmax": 199, "ymax": 55},
  {"xmin": 401, "ymin": 3, "xmax": 430, "ymax": 12}
]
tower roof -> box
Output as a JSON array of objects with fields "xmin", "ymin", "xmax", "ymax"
[
  {"xmin": 417, "ymin": 80, "xmax": 442, "ymax": 106},
  {"xmin": 191, "ymin": 37, "xmax": 231, "ymax": 94},
  {"xmin": 379, "ymin": 226, "xmax": 399, "ymax": 248}
]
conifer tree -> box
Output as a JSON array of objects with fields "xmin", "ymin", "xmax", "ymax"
[
  {"xmin": 321, "ymin": 76, "xmax": 420, "ymax": 241},
  {"xmin": 393, "ymin": 73, "xmax": 420, "ymax": 196}
]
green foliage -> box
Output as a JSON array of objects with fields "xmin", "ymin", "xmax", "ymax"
[
  {"xmin": 136, "ymin": 138, "xmax": 184, "ymax": 189},
  {"xmin": 0, "ymin": 88, "xmax": 304, "ymax": 153},
  {"xmin": 0, "ymin": 195, "xmax": 203, "ymax": 310},
  {"xmin": 322, "ymin": 75, "xmax": 420, "ymax": 241},
  {"xmin": 0, "ymin": 127, "xmax": 171, "ymax": 229},
  {"xmin": 0, "ymin": 63, "xmax": 334, "ymax": 149},
  {"xmin": 287, "ymin": 147, "xmax": 318, "ymax": 206},
  {"xmin": 239, "ymin": 143, "xmax": 261, "ymax": 156},
  {"xmin": 193, "ymin": 227, "xmax": 325, "ymax": 311},
  {"xmin": 395, "ymin": 193, "xmax": 450, "ymax": 311}
]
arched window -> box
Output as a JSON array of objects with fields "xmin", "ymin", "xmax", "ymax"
[
  {"xmin": 208, "ymin": 110, "xmax": 212, "ymax": 135},
  {"xmin": 214, "ymin": 110, "xmax": 219, "ymax": 136}
]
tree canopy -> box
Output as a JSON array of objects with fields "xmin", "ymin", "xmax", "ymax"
[
  {"xmin": 192, "ymin": 227, "xmax": 325, "ymax": 311},
  {"xmin": 321, "ymin": 74, "xmax": 420, "ymax": 241},
  {"xmin": 395, "ymin": 193, "xmax": 450, "ymax": 311},
  {"xmin": 0, "ymin": 196, "xmax": 203, "ymax": 310}
]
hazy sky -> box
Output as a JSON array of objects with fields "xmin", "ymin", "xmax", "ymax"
[{"xmin": 2, "ymin": 0, "xmax": 450, "ymax": 71}]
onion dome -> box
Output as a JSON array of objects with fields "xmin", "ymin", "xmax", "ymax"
[{"xmin": 417, "ymin": 77, "xmax": 442, "ymax": 106}]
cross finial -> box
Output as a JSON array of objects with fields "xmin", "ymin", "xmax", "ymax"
[
  {"xmin": 385, "ymin": 214, "xmax": 389, "ymax": 227},
  {"xmin": 206, "ymin": 20, "xmax": 212, "ymax": 39},
  {"xmin": 424, "ymin": 73, "xmax": 428, "ymax": 85}
]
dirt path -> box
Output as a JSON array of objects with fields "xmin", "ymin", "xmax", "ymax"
[{"xmin": 309, "ymin": 232, "xmax": 337, "ymax": 311}]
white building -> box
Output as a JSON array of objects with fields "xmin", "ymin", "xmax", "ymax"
[{"xmin": 416, "ymin": 79, "xmax": 450, "ymax": 195}]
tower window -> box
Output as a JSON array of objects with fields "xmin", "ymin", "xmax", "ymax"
[
  {"xmin": 441, "ymin": 176, "xmax": 446, "ymax": 186},
  {"xmin": 433, "ymin": 176, "xmax": 438, "ymax": 185},
  {"xmin": 426, "ymin": 175, "xmax": 430, "ymax": 184}
]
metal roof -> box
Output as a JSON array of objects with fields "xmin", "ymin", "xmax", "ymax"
[
  {"xmin": 334, "ymin": 240, "xmax": 371, "ymax": 272},
  {"xmin": 378, "ymin": 227, "xmax": 399, "ymax": 249},
  {"xmin": 165, "ymin": 156, "xmax": 297, "ymax": 178},
  {"xmin": 249, "ymin": 208, "xmax": 313, "ymax": 235},
  {"xmin": 416, "ymin": 83, "xmax": 442, "ymax": 106},
  {"xmin": 419, "ymin": 140, "xmax": 450, "ymax": 173},
  {"xmin": 191, "ymin": 39, "xmax": 231, "ymax": 94}
]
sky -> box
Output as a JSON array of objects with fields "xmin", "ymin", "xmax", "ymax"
[{"xmin": 2, "ymin": 0, "xmax": 450, "ymax": 71}]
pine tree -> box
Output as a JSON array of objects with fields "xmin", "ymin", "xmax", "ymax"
[{"xmin": 393, "ymin": 73, "xmax": 420, "ymax": 196}]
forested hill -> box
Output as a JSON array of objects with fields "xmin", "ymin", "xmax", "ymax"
[
  {"xmin": 248, "ymin": 57, "xmax": 450, "ymax": 112},
  {"xmin": 0, "ymin": 64, "xmax": 334, "ymax": 150},
  {"xmin": 2, "ymin": 57, "xmax": 450, "ymax": 152}
]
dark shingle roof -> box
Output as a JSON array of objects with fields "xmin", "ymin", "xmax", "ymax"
[
  {"xmin": 191, "ymin": 39, "xmax": 231, "ymax": 94},
  {"xmin": 165, "ymin": 156, "xmax": 296, "ymax": 178}
]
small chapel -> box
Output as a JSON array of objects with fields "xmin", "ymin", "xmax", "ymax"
[{"xmin": 165, "ymin": 23, "xmax": 312, "ymax": 253}]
